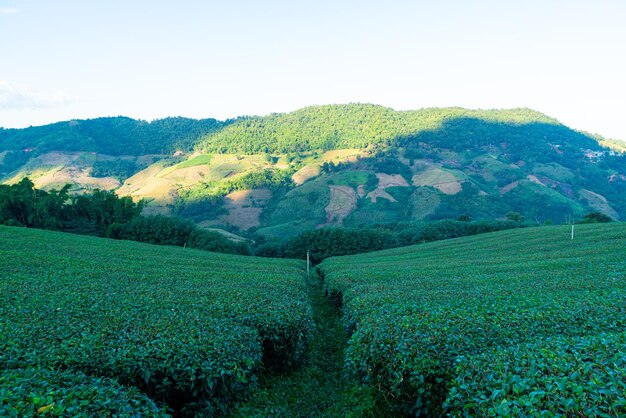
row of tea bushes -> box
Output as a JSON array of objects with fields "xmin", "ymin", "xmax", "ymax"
[
  {"xmin": 445, "ymin": 332, "xmax": 626, "ymax": 416},
  {"xmin": 319, "ymin": 223, "xmax": 626, "ymax": 415},
  {"xmin": 0, "ymin": 226, "xmax": 314, "ymax": 416},
  {"xmin": 0, "ymin": 368, "xmax": 170, "ymax": 417}
]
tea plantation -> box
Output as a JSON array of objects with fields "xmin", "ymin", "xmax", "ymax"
[
  {"xmin": 319, "ymin": 223, "xmax": 626, "ymax": 416},
  {"xmin": 0, "ymin": 226, "xmax": 313, "ymax": 416},
  {"xmin": 3, "ymin": 223, "xmax": 626, "ymax": 417}
]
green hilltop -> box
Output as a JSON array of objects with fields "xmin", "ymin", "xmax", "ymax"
[{"xmin": 195, "ymin": 104, "xmax": 562, "ymax": 153}]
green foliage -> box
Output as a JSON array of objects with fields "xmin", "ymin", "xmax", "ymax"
[
  {"xmin": 319, "ymin": 224, "xmax": 626, "ymax": 415},
  {"xmin": 231, "ymin": 273, "xmax": 398, "ymax": 417},
  {"xmin": 0, "ymin": 368, "xmax": 169, "ymax": 417},
  {"xmin": 196, "ymin": 104, "xmax": 561, "ymax": 154},
  {"xmin": 109, "ymin": 215, "xmax": 250, "ymax": 254},
  {"xmin": 394, "ymin": 219, "xmax": 522, "ymax": 245},
  {"xmin": 0, "ymin": 178, "xmax": 144, "ymax": 235},
  {"xmin": 0, "ymin": 150, "xmax": 30, "ymax": 174},
  {"xmin": 91, "ymin": 158, "xmax": 139, "ymax": 180},
  {"xmin": 283, "ymin": 228, "xmax": 400, "ymax": 264},
  {"xmin": 3, "ymin": 104, "xmax": 625, "ymax": 230},
  {"xmin": 174, "ymin": 154, "xmax": 213, "ymax": 169},
  {"xmin": 354, "ymin": 149, "xmax": 412, "ymax": 179},
  {"xmin": 0, "ymin": 177, "xmax": 247, "ymax": 255},
  {"xmin": 69, "ymin": 189, "xmax": 144, "ymax": 236},
  {"xmin": 0, "ymin": 178, "xmax": 70, "ymax": 230},
  {"xmin": 445, "ymin": 332, "xmax": 626, "ymax": 416},
  {"xmin": 506, "ymin": 211, "xmax": 525, "ymax": 222},
  {"xmin": 255, "ymin": 220, "xmax": 523, "ymax": 261},
  {"xmin": 0, "ymin": 116, "xmax": 227, "ymax": 156},
  {"xmin": 258, "ymin": 177, "xmax": 330, "ymax": 236},
  {"xmin": 0, "ymin": 227, "xmax": 314, "ymax": 416},
  {"xmin": 579, "ymin": 211, "xmax": 614, "ymax": 223},
  {"xmin": 500, "ymin": 181, "xmax": 586, "ymax": 224}
]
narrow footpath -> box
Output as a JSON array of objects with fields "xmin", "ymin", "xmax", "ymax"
[{"xmin": 230, "ymin": 271, "xmax": 383, "ymax": 417}]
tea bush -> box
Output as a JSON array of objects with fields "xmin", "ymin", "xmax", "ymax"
[
  {"xmin": 0, "ymin": 226, "xmax": 314, "ymax": 416},
  {"xmin": 319, "ymin": 223, "xmax": 626, "ymax": 415}
]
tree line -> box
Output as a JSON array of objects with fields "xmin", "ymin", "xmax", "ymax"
[{"xmin": 0, "ymin": 178, "xmax": 248, "ymax": 255}]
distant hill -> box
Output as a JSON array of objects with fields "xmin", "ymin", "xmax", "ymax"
[
  {"xmin": 0, "ymin": 116, "xmax": 226, "ymax": 156},
  {"xmin": 2, "ymin": 104, "xmax": 625, "ymax": 239}
]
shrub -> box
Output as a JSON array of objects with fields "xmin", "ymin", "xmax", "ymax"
[{"xmin": 0, "ymin": 368, "xmax": 170, "ymax": 417}]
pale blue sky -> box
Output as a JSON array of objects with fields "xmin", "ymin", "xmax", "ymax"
[{"xmin": 1, "ymin": 0, "xmax": 625, "ymax": 140}]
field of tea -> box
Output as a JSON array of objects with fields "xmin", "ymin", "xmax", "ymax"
[
  {"xmin": 3, "ymin": 223, "xmax": 626, "ymax": 417},
  {"xmin": 0, "ymin": 226, "xmax": 313, "ymax": 416},
  {"xmin": 319, "ymin": 223, "xmax": 626, "ymax": 416}
]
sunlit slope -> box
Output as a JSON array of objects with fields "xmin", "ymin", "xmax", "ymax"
[
  {"xmin": 0, "ymin": 226, "xmax": 313, "ymax": 416},
  {"xmin": 319, "ymin": 223, "xmax": 626, "ymax": 416}
]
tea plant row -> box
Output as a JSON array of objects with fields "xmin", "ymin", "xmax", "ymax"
[
  {"xmin": 0, "ymin": 227, "xmax": 314, "ymax": 416},
  {"xmin": 319, "ymin": 223, "xmax": 626, "ymax": 416}
]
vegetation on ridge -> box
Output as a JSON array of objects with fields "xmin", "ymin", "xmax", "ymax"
[{"xmin": 196, "ymin": 104, "xmax": 562, "ymax": 154}]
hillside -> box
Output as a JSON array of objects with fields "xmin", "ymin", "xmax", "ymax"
[{"xmin": 2, "ymin": 104, "xmax": 625, "ymax": 238}]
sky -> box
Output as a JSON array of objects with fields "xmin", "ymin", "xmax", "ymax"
[{"xmin": 1, "ymin": 0, "xmax": 625, "ymax": 140}]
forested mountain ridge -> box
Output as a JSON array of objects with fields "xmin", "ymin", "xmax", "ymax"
[
  {"xmin": 195, "ymin": 104, "xmax": 564, "ymax": 153},
  {"xmin": 1, "ymin": 104, "xmax": 625, "ymax": 241},
  {"xmin": 0, "ymin": 116, "xmax": 227, "ymax": 156}
]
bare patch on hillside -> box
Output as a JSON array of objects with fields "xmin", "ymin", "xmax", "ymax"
[
  {"xmin": 412, "ymin": 166, "xmax": 465, "ymax": 195},
  {"xmin": 161, "ymin": 165, "xmax": 212, "ymax": 184},
  {"xmin": 293, "ymin": 165, "xmax": 320, "ymax": 185},
  {"xmin": 224, "ymin": 189, "xmax": 272, "ymax": 207},
  {"xmin": 367, "ymin": 188, "xmax": 397, "ymax": 203},
  {"xmin": 526, "ymin": 174, "xmax": 545, "ymax": 186},
  {"xmin": 376, "ymin": 173, "xmax": 409, "ymax": 188},
  {"xmin": 5, "ymin": 152, "xmax": 122, "ymax": 191},
  {"xmin": 220, "ymin": 189, "xmax": 272, "ymax": 230},
  {"xmin": 579, "ymin": 189, "xmax": 620, "ymax": 220},
  {"xmin": 325, "ymin": 185, "xmax": 357, "ymax": 225},
  {"xmin": 435, "ymin": 181, "xmax": 463, "ymax": 195},
  {"xmin": 119, "ymin": 154, "xmax": 276, "ymax": 206},
  {"xmin": 397, "ymin": 155, "xmax": 412, "ymax": 166},
  {"xmin": 221, "ymin": 208, "xmax": 264, "ymax": 230},
  {"xmin": 35, "ymin": 167, "xmax": 120, "ymax": 191},
  {"xmin": 364, "ymin": 173, "xmax": 410, "ymax": 203},
  {"xmin": 292, "ymin": 150, "xmax": 367, "ymax": 186},
  {"xmin": 500, "ymin": 181, "xmax": 520, "ymax": 195},
  {"xmin": 118, "ymin": 164, "xmax": 175, "ymax": 203}
]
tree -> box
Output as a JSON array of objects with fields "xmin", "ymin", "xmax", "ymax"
[
  {"xmin": 506, "ymin": 211, "xmax": 525, "ymax": 222},
  {"xmin": 579, "ymin": 211, "xmax": 613, "ymax": 223}
]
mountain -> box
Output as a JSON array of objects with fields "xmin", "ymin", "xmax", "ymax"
[{"xmin": 1, "ymin": 104, "xmax": 625, "ymax": 240}]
